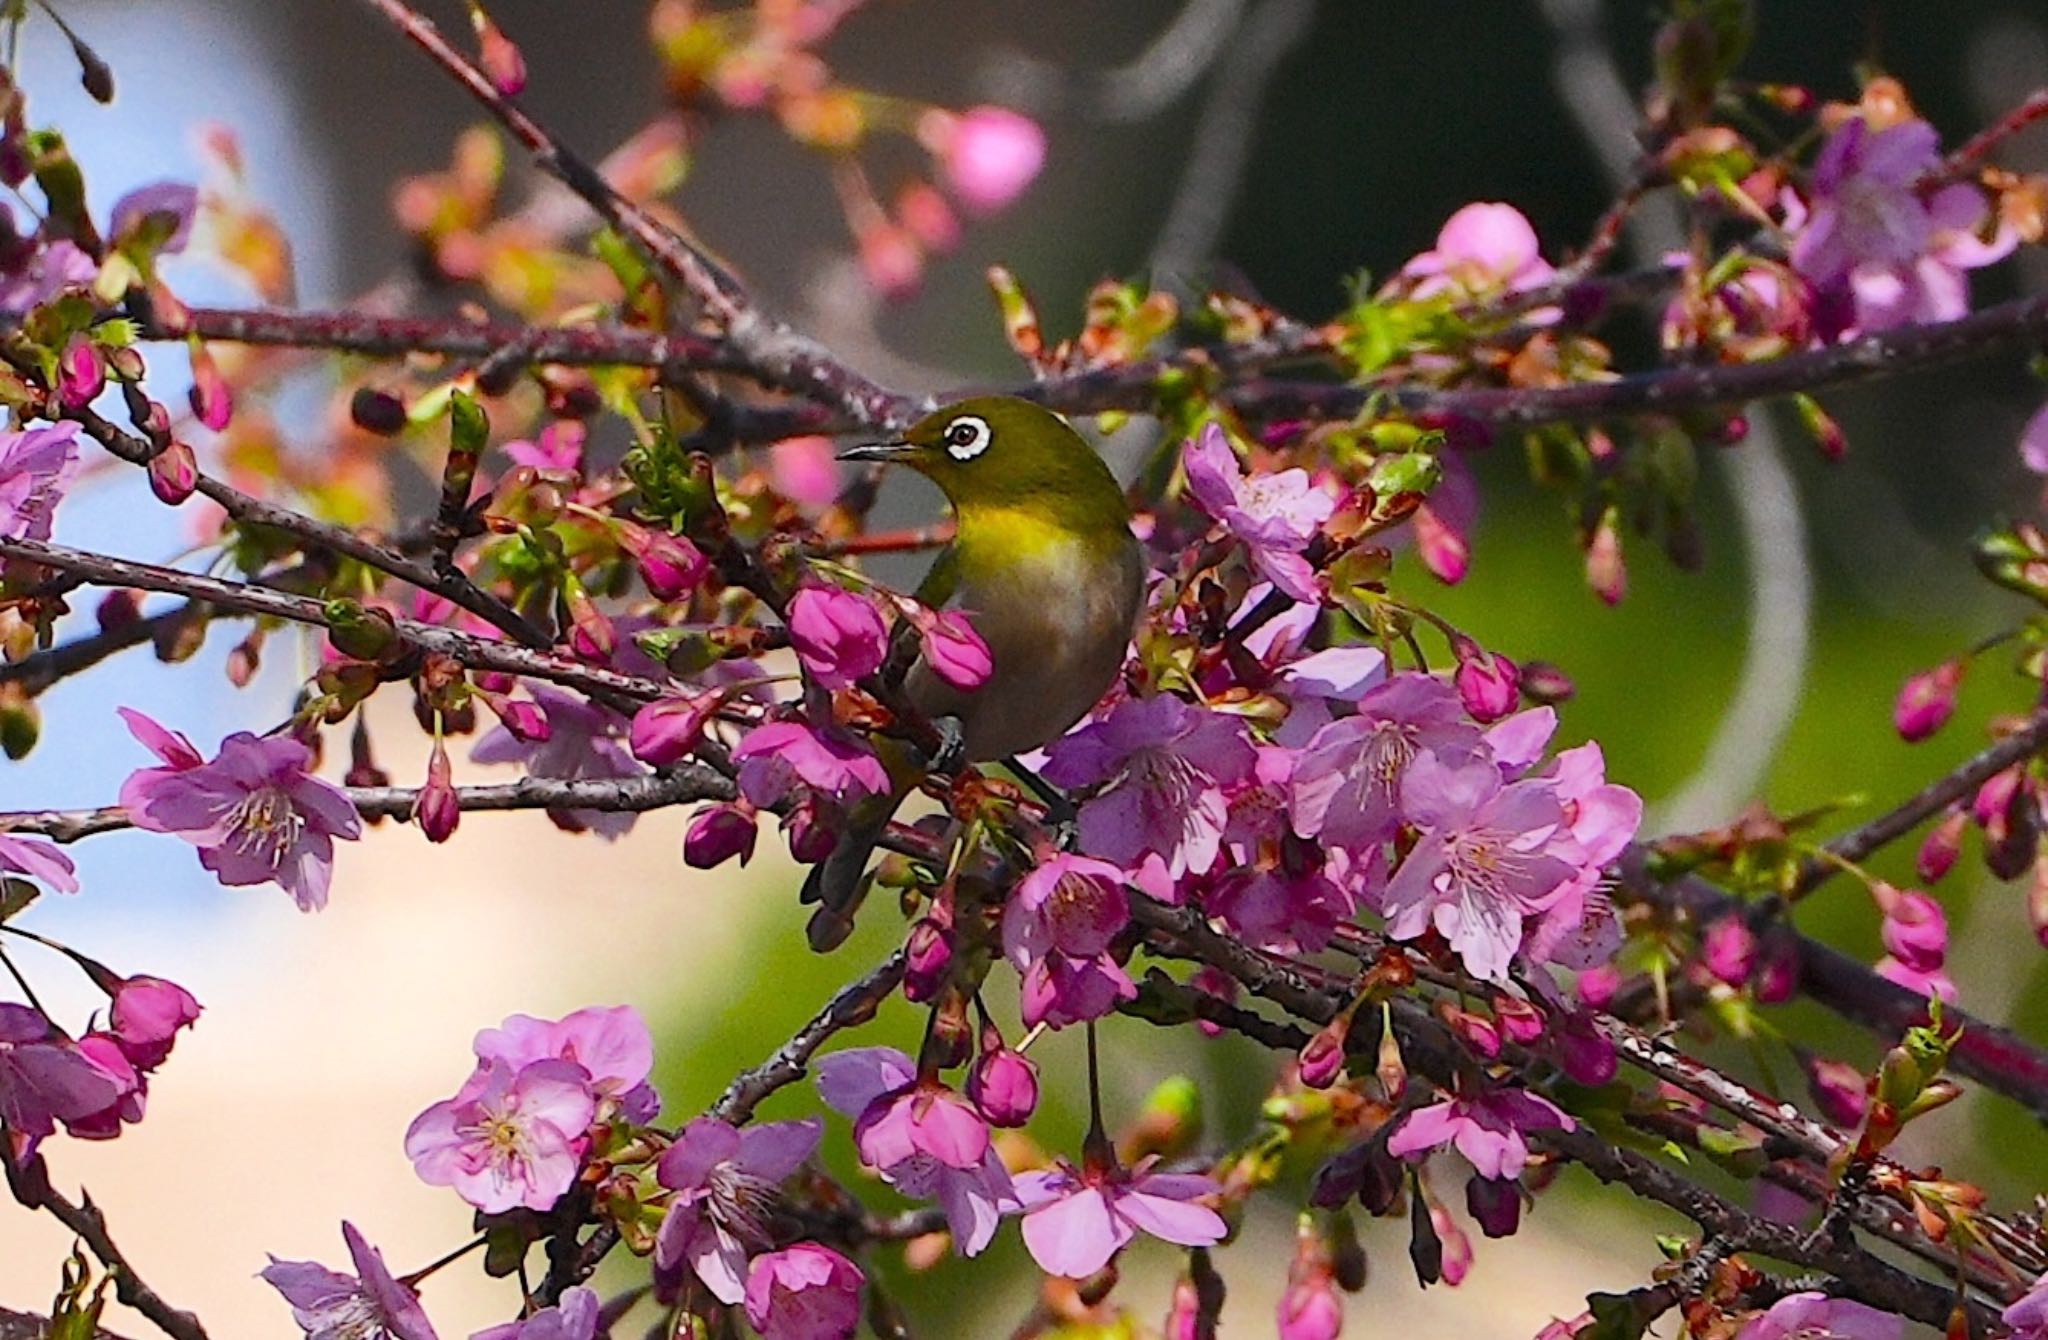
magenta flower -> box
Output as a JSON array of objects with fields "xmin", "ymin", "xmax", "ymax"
[
  {"xmin": 0, "ymin": 421, "xmax": 83, "ymax": 541},
  {"xmin": 1872, "ymin": 884, "xmax": 1947, "ymax": 973},
  {"xmin": 1454, "ymin": 648, "xmax": 1520, "ymax": 723},
  {"xmin": 1290, "ymin": 674, "xmax": 1484, "ymax": 853},
  {"xmin": 1383, "ymin": 750, "xmax": 1578, "ymax": 981},
  {"xmin": 502, "ymin": 421, "xmax": 585, "ymax": 474},
  {"xmin": 261, "ymin": 1221, "xmax": 438, "ymax": 1340},
  {"xmin": 1182, "ymin": 424, "xmax": 1336, "ymax": 601},
  {"xmin": 1206, "ymin": 865, "xmax": 1354, "ymax": 956},
  {"xmin": 1043, "ymin": 694, "xmax": 1257, "ymax": 886},
  {"xmin": 1386, "ymin": 1087, "xmax": 1574, "ymax": 1181},
  {"xmin": 629, "ymin": 691, "xmax": 721, "ymax": 767},
  {"xmin": 655, "ymin": 1115, "xmax": 822, "ymax": 1303},
  {"xmin": 1789, "ymin": 117, "xmax": 2014, "ymax": 338},
  {"xmin": 928, "ymin": 106, "xmax": 1046, "ymax": 216},
  {"xmin": 1736, "ymin": 1291, "xmax": 1901, "ymax": 1340},
  {"xmin": 403, "ymin": 1057, "xmax": 598, "ymax": 1213},
  {"xmin": 787, "ymin": 584, "xmax": 889, "ymax": 689},
  {"xmin": 854, "ymin": 1075, "xmax": 990, "ymax": 1171},
  {"xmin": 744, "ymin": 1244, "xmax": 864, "ymax": 1340},
  {"xmin": 968, "ymin": 1041, "xmax": 1039, "ymax": 1128},
  {"xmin": 910, "ymin": 607, "xmax": 993, "ymax": 691},
  {"xmin": 0, "ymin": 832, "xmax": 78, "ymax": 894},
  {"xmin": 685, "ymin": 802, "xmax": 759, "ymax": 868},
  {"xmin": 1875, "ymin": 955, "xmax": 1956, "ymax": 1003},
  {"xmin": 1893, "ymin": 660, "xmax": 1963, "ymax": 741},
  {"xmin": 816, "ymin": 1047, "xmax": 1018, "ymax": 1256},
  {"xmin": 1014, "ymin": 1156, "xmax": 1226, "ymax": 1278},
  {"xmin": 472, "ymin": 685, "xmax": 644, "ymax": 839},
  {"xmin": 473, "ymin": 1288, "xmax": 597, "ymax": 1340},
  {"xmin": 109, "ymin": 975, "xmax": 202, "ymax": 1071},
  {"xmin": 2006, "ymin": 1271, "xmax": 2048, "ymax": 1340},
  {"xmin": 66, "ymin": 1032, "xmax": 146, "ymax": 1139},
  {"xmin": 0, "ymin": 1004, "xmax": 125, "ymax": 1142},
  {"xmin": 1702, "ymin": 917, "xmax": 1758, "ymax": 988},
  {"xmin": 733, "ymin": 719, "xmax": 890, "ymax": 809},
  {"xmin": 118, "ymin": 710, "xmax": 362, "ymax": 912},
  {"xmin": 1402, "ymin": 202, "xmax": 1556, "ymax": 299},
  {"xmin": 1003, "ymin": 853, "xmax": 1137, "ymax": 1030}
]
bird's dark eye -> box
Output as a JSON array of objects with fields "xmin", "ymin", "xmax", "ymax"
[{"xmin": 941, "ymin": 414, "xmax": 993, "ymax": 461}]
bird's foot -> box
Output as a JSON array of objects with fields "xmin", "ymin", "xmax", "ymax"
[{"xmin": 927, "ymin": 714, "xmax": 967, "ymax": 775}]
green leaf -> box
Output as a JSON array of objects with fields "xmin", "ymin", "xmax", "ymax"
[{"xmin": 448, "ymin": 389, "xmax": 489, "ymax": 458}]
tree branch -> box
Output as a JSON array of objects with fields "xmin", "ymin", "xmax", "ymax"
[{"xmin": 2, "ymin": 1158, "xmax": 207, "ymax": 1340}]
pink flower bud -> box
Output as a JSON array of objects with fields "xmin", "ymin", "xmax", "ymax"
[
  {"xmin": 1585, "ymin": 514, "xmax": 1626, "ymax": 605},
  {"xmin": 1431, "ymin": 1202, "xmax": 1472, "ymax": 1286},
  {"xmin": 925, "ymin": 106, "xmax": 1045, "ymax": 216},
  {"xmin": 1917, "ymin": 808, "xmax": 1966, "ymax": 883},
  {"xmin": 902, "ymin": 917, "xmax": 952, "ymax": 1003},
  {"xmin": 109, "ymin": 975, "xmax": 201, "ymax": 1071},
  {"xmin": 1972, "ymin": 766, "xmax": 2021, "ymax": 827},
  {"xmin": 1804, "ymin": 1055, "xmax": 1868, "ymax": 1129},
  {"xmin": 916, "ymin": 608, "xmax": 992, "ymax": 691},
  {"xmin": 1442, "ymin": 1005, "xmax": 1501, "ymax": 1060},
  {"xmin": 630, "ymin": 692, "xmax": 718, "ymax": 767},
  {"xmin": 1279, "ymin": 1253, "xmax": 1342, "ymax": 1340},
  {"xmin": 618, "ymin": 523, "xmax": 708, "ymax": 601},
  {"xmin": 968, "ymin": 1041, "xmax": 1039, "ymax": 1128},
  {"xmin": 1518, "ymin": 660, "xmax": 1576, "ymax": 704},
  {"xmin": 1466, "ymin": 1174, "xmax": 1522, "ymax": 1238},
  {"xmin": 58, "ymin": 336, "xmax": 104, "ymax": 410},
  {"xmin": 481, "ymin": 692, "xmax": 551, "ymax": 744},
  {"xmin": 147, "ymin": 440, "xmax": 197, "ymax": 505},
  {"xmin": 1189, "ymin": 965, "xmax": 1238, "ymax": 1040},
  {"xmin": 1701, "ymin": 916, "xmax": 1756, "ymax": 988},
  {"xmin": 1454, "ymin": 648, "xmax": 1519, "ymax": 722},
  {"xmin": 414, "ymin": 740, "xmax": 460, "ymax": 842},
  {"xmin": 186, "ymin": 342, "xmax": 232, "ymax": 431},
  {"xmin": 472, "ymin": 11, "xmax": 526, "ymax": 96},
  {"xmin": 564, "ymin": 585, "xmax": 615, "ymax": 662},
  {"xmin": 1413, "ymin": 501, "xmax": 1469, "ymax": 585},
  {"xmin": 1893, "ymin": 660, "xmax": 1963, "ymax": 742},
  {"xmin": 96, "ymin": 589, "xmax": 142, "ymax": 632},
  {"xmin": 1555, "ymin": 1011, "xmax": 1617, "ymax": 1086},
  {"xmin": 1164, "ymin": 1277, "xmax": 1203, "ymax": 1340},
  {"xmin": 1491, "ymin": 993, "xmax": 1545, "ymax": 1045},
  {"xmin": 895, "ymin": 181, "xmax": 960, "ymax": 253},
  {"xmin": 1576, "ymin": 965, "xmax": 1619, "ymax": 1010},
  {"xmin": 684, "ymin": 803, "xmax": 757, "ymax": 869},
  {"xmin": 787, "ymin": 584, "xmax": 888, "ymax": 689},
  {"xmin": 1872, "ymin": 883, "xmax": 1947, "ymax": 973},
  {"xmin": 1297, "ymin": 1016, "xmax": 1349, "ymax": 1089},
  {"xmin": 781, "ymin": 797, "xmax": 836, "ymax": 864},
  {"xmin": 1754, "ymin": 931, "xmax": 1799, "ymax": 1004},
  {"xmin": 2029, "ymin": 865, "xmax": 2048, "ymax": 949},
  {"xmin": 857, "ymin": 223, "xmax": 923, "ymax": 301}
]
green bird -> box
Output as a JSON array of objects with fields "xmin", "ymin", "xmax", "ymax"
[{"xmin": 801, "ymin": 395, "xmax": 1146, "ymax": 948}]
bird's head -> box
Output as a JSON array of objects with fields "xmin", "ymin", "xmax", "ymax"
[{"xmin": 839, "ymin": 396, "xmax": 1128, "ymax": 530}]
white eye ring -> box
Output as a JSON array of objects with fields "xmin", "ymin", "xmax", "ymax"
[{"xmin": 942, "ymin": 414, "xmax": 993, "ymax": 461}]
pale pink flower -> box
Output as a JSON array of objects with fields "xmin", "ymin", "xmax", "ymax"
[
  {"xmin": 118, "ymin": 710, "xmax": 362, "ymax": 911},
  {"xmin": 0, "ymin": 421, "xmax": 83, "ymax": 541},
  {"xmin": 927, "ymin": 106, "xmax": 1046, "ymax": 216},
  {"xmin": 1003, "ymin": 853, "xmax": 1137, "ymax": 1030},
  {"xmin": 473, "ymin": 1288, "xmax": 597, "ymax": 1340},
  {"xmin": 261, "ymin": 1221, "xmax": 438, "ymax": 1340},
  {"xmin": 1014, "ymin": 1157, "xmax": 1226, "ymax": 1278},
  {"xmin": 472, "ymin": 685, "xmax": 643, "ymax": 839},
  {"xmin": 1290, "ymin": 674, "xmax": 1483, "ymax": 853},
  {"xmin": 1182, "ymin": 423, "xmax": 1335, "ymax": 600},
  {"xmin": 1735, "ymin": 1291, "xmax": 1900, "ymax": 1340},
  {"xmin": 403, "ymin": 1058, "xmax": 598, "ymax": 1214},
  {"xmin": 1402, "ymin": 202, "xmax": 1556, "ymax": 298},
  {"xmin": 732, "ymin": 718, "xmax": 890, "ymax": 808},
  {"xmin": 0, "ymin": 832, "xmax": 78, "ymax": 893},
  {"xmin": 1386, "ymin": 1087, "xmax": 1574, "ymax": 1181},
  {"xmin": 2005, "ymin": 1270, "xmax": 2048, "ymax": 1340},
  {"xmin": 744, "ymin": 1244, "xmax": 863, "ymax": 1340},
  {"xmin": 472, "ymin": 1004, "xmax": 659, "ymax": 1123}
]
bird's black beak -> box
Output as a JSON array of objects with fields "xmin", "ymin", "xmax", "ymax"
[{"xmin": 837, "ymin": 439, "xmax": 913, "ymax": 463}]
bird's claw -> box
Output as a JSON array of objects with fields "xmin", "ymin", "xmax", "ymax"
[{"xmin": 928, "ymin": 715, "xmax": 967, "ymax": 776}]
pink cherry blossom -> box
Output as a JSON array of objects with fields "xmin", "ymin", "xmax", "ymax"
[
  {"xmin": 2005, "ymin": 1270, "xmax": 2048, "ymax": 1340},
  {"xmin": 1874, "ymin": 955, "xmax": 1956, "ymax": 1003},
  {"xmin": 262, "ymin": 1222, "xmax": 439, "ymax": 1340},
  {"xmin": 502, "ymin": 421, "xmax": 585, "ymax": 473},
  {"xmin": 912, "ymin": 607, "xmax": 993, "ymax": 691},
  {"xmin": 0, "ymin": 238, "xmax": 96, "ymax": 315},
  {"xmin": 1386, "ymin": 1087, "xmax": 1574, "ymax": 1181},
  {"xmin": 1402, "ymin": 202, "xmax": 1556, "ymax": 298},
  {"xmin": 0, "ymin": 1004, "xmax": 125, "ymax": 1142},
  {"xmin": 473, "ymin": 1288, "xmax": 597, "ymax": 1340},
  {"xmin": 65, "ymin": 1033, "xmax": 146, "ymax": 1139},
  {"xmin": 1789, "ymin": 117, "xmax": 2014, "ymax": 339},
  {"xmin": 928, "ymin": 106, "xmax": 1046, "ymax": 216},
  {"xmin": 1182, "ymin": 423, "xmax": 1336, "ymax": 601},
  {"xmin": 1872, "ymin": 884, "xmax": 1947, "ymax": 973},
  {"xmin": 118, "ymin": 710, "xmax": 362, "ymax": 911},
  {"xmin": 1735, "ymin": 1291, "xmax": 1901, "ymax": 1340},
  {"xmin": 732, "ymin": 718, "xmax": 890, "ymax": 808},
  {"xmin": 0, "ymin": 832, "xmax": 78, "ymax": 893},
  {"xmin": 656, "ymin": 1115, "xmax": 821, "ymax": 1303},
  {"xmin": 1013, "ymin": 1156, "xmax": 1226, "ymax": 1278},
  {"xmin": 1893, "ymin": 661, "xmax": 1963, "ymax": 741},
  {"xmin": 815, "ymin": 1046, "xmax": 1018, "ymax": 1255},
  {"xmin": 629, "ymin": 691, "xmax": 720, "ymax": 767},
  {"xmin": 403, "ymin": 1057, "xmax": 598, "ymax": 1213},
  {"xmin": 968, "ymin": 1041, "xmax": 1039, "ymax": 1128},
  {"xmin": 685, "ymin": 802, "xmax": 758, "ymax": 868},
  {"xmin": 744, "ymin": 1243, "xmax": 864, "ymax": 1340},
  {"xmin": 1003, "ymin": 853, "xmax": 1137, "ymax": 1029},
  {"xmin": 1382, "ymin": 751, "xmax": 1579, "ymax": 981},
  {"xmin": 1522, "ymin": 741, "xmax": 1642, "ymax": 971},
  {"xmin": 1290, "ymin": 674, "xmax": 1483, "ymax": 853},
  {"xmin": 0, "ymin": 421, "xmax": 83, "ymax": 542},
  {"xmin": 787, "ymin": 584, "xmax": 888, "ymax": 689},
  {"xmin": 854, "ymin": 1074, "xmax": 990, "ymax": 1171},
  {"xmin": 472, "ymin": 685, "xmax": 644, "ymax": 839},
  {"xmin": 473, "ymin": 1005, "xmax": 659, "ymax": 1122},
  {"xmin": 1043, "ymin": 693, "xmax": 1257, "ymax": 886}
]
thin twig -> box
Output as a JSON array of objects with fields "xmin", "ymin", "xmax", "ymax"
[
  {"xmin": 2, "ymin": 1158, "xmax": 208, "ymax": 1340},
  {"xmin": 712, "ymin": 951, "xmax": 909, "ymax": 1124}
]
